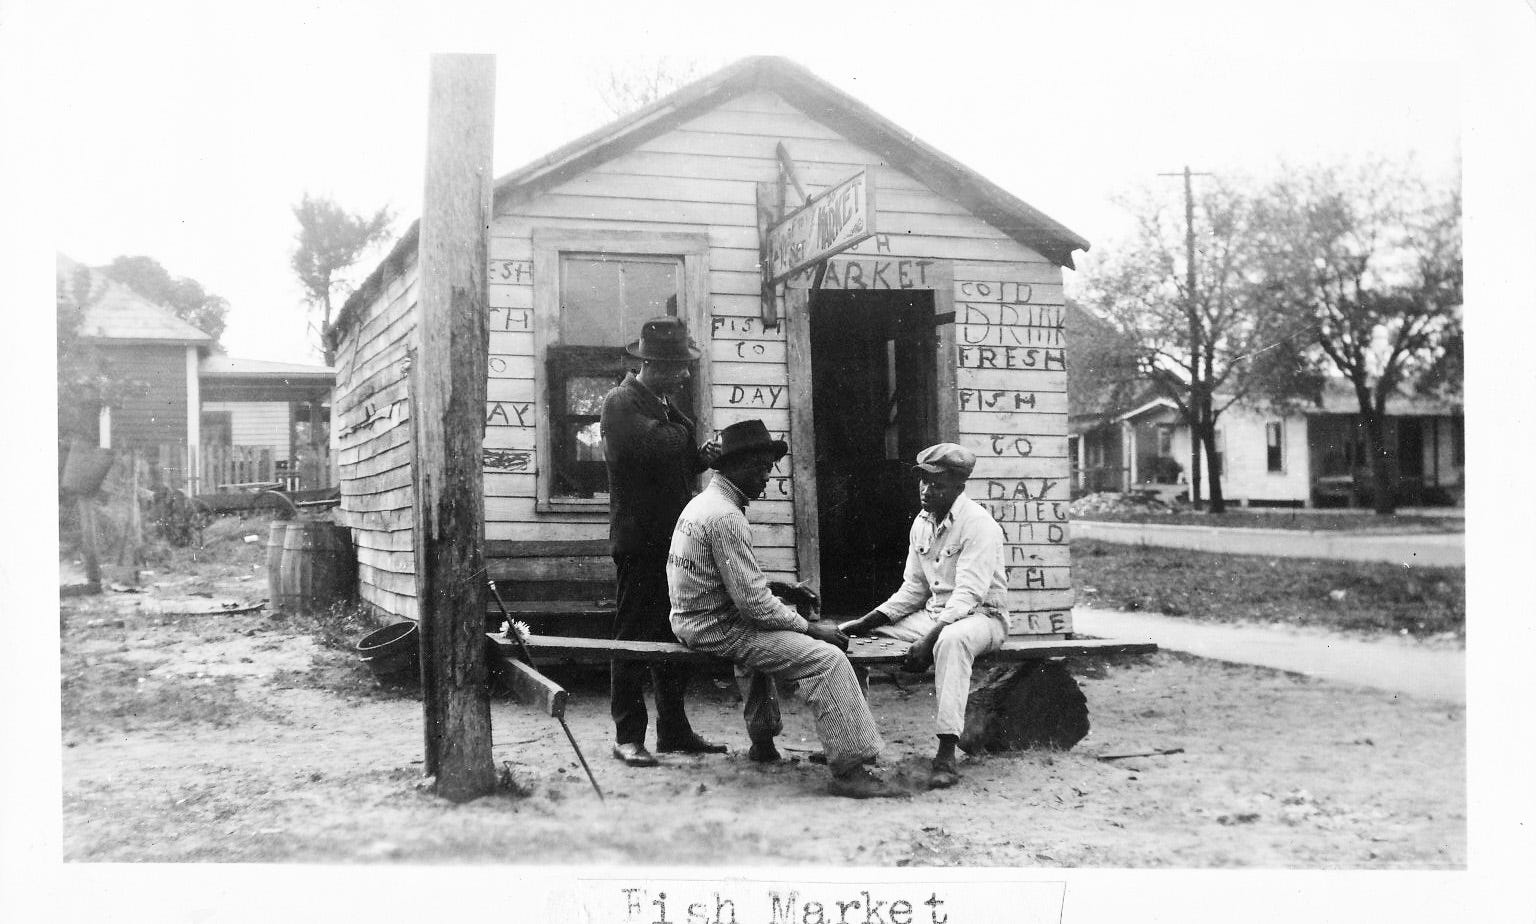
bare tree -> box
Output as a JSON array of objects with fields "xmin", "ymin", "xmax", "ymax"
[
  {"xmin": 593, "ymin": 57, "xmax": 705, "ymax": 116},
  {"xmin": 1261, "ymin": 161, "xmax": 1462, "ymax": 514},
  {"xmin": 1082, "ymin": 178, "xmax": 1323, "ymax": 512},
  {"xmin": 291, "ymin": 193, "xmax": 394, "ymax": 365}
]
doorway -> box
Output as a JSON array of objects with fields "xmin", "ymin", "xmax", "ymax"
[{"xmin": 809, "ymin": 289, "xmax": 939, "ymax": 615}]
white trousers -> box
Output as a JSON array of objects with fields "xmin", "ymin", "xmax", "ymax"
[{"xmin": 875, "ymin": 611, "xmax": 1006, "ymax": 736}]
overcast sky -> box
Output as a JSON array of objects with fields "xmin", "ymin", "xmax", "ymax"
[{"xmin": 11, "ymin": 0, "xmax": 1477, "ymax": 366}]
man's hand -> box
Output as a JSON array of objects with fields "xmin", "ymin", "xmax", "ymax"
[
  {"xmin": 698, "ymin": 438, "xmax": 723, "ymax": 468},
  {"xmin": 768, "ymin": 580, "xmax": 820, "ymax": 611},
  {"xmin": 902, "ymin": 625, "xmax": 946, "ymax": 672},
  {"xmin": 805, "ymin": 620, "xmax": 849, "ymax": 652},
  {"xmin": 839, "ymin": 609, "xmax": 891, "ymax": 637}
]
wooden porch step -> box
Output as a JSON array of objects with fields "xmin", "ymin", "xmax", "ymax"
[{"xmin": 495, "ymin": 633, "xmax": 1157, "ymax": 666}]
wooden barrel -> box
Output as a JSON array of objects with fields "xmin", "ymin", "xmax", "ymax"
[
  {"xmin": 277, "ymin": 521, "xmax": 356, "ymax": 616},
  {"xmin": 265, "ymin": 522, "xmax": 291, "ymax": 610}
]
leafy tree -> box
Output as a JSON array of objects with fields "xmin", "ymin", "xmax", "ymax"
[
  {"xmin": 594, "ymin": 57, "xmax": 704, "ymax": 116},
  {"xmin": 1064, "ymin": 297, "xmax": 1142, "ymax": 419},
  {"xmin": 290, "ymin": 193, "xmax": 394, "ymax": 365},
  {"xmin": 1081, "ymin": 178, "xmax": 1324, "ymax": 512},
  {"xmin": 1260, "ymin": 161, "xmax": 1462, "ymax": 514},
  {"xmin": 99, "ymin": 255, "xmax": 229, "ymax": 346}
]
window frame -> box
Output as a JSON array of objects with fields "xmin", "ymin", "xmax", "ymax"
[
  {"xmin": 531, "ymin": 228, "xmax": 712, "ymax": 513},
  {"xmin": 1265, "ymin": 420, "xmax": 1286, "ymax": 474}
]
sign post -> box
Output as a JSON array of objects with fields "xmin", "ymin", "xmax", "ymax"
[{"xmin": 764, "ymin": 167, "xmax": 877, "ymax": 287}]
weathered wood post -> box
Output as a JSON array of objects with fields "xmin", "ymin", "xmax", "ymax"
[{"xmin": 413, "ymin": 52, "xmax": 497, "ymax": 801}]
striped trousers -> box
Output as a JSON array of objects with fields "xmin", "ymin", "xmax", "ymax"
[{"xmin": 682, "ymin": 625, "xmax": 883, "ymax": 774}]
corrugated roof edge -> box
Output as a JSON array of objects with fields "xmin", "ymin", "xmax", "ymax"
[{"xmin": 331, "ymin": 55, "xmax": 1090, "ymax": 345}]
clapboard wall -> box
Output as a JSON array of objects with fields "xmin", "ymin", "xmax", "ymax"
[
  {"xmin": 332, "ymin": 260, "xmax": 420, "ymax": 621},
  {"xmin": 487, "ymin": 90, "xmax": 1073, "ymax": 632},
  {"xmin": 99, "ymin": 343, "xmax": 193, "ymax": 450}
]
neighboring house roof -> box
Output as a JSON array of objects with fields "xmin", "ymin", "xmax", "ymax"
[
  {"xmin": 335, "ymin": 56, "xmax": 1089, "ymax": 344},
  {"xmin": 1114, "ymin": 397, "xmax": 1179, "ymax": 424},
  {"xmin": 57, "ymin": 253, "xmax": 212, "ymax": 346},
  {"xmin": 199, "ymin": 355, "xmax": 334, "ymax": 382}
]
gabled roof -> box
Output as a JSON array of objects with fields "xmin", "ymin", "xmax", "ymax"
[
  {"xmin": 334, "ymin": 57, "xmax": 1090, "ymax": 345},
  {"xmin": 493, "ymin": 56, "xmax": 1089, "ymax": 267},
  {"xmin": 57, "ymin": 254, "xmax": 212, "ymax": 345}
]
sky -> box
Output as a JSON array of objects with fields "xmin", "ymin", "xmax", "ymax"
[{"xmin": 9, "ymin": 0, "xmax": 1475, "ymax": 367}]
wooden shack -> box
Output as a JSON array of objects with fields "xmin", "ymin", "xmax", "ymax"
[{"xmin": 329, "ymin": 56, "xmax": 1089, "ymax": 638}]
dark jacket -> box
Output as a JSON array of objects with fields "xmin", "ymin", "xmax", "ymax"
[{"xmin": 601, "ymin": 372, "xmax": 706, "ymax": 558}]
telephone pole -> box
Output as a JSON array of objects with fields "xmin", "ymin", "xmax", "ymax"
[{"xmin": 1158, "ymin": 166, "xmax": 1213, "ymax": 509}]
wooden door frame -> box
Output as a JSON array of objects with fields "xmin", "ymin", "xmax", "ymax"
[{"xmin": 784, "ymin": 259, "xmax": 957, "ymax": 592}]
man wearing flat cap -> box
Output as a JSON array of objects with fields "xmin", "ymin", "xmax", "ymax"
[
  {"xmin": 601, "ymin": 316, "xmax": 724, "ymax": 767},
  {"xmin": 839, "ymin": 442, "xmax": 1009, "ymax": 790},
  {"xmin": 667, "ymin": 419, "xmax": 903, "ymax": 799}
]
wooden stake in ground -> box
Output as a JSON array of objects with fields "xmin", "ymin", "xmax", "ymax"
[{"xmin": 412, "ymin": 53, "xmax": 498, "ymax": 802}]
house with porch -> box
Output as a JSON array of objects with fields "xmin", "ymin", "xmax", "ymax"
[
  {"xmin": 58, "ymin": 254, "xmax": 336, "ymax": 492},
  {"xmin": 1068, "ymin": 380, "xmax": 1464, "ymax": 508}
]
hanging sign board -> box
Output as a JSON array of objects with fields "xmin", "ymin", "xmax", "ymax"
[{"xmin": 764, "ymin": 168, "xmax": 877, "ymax": 286}]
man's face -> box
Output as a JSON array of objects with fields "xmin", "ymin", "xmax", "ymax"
[
  {"xmin": 918, "ymin": 471, "xmax": 967, "ymax": 516},
  {"xmin": 727, "ymin": 449, "xmax": 779, "ymax": 501},
  {"xmin": 643, "ymin": 360, "xmax": 691, "ymax": 398}
]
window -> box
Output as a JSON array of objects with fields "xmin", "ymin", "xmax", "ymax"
[
  {"xmin": 1155, "ymin": 425, "xmax": 1174, "ymax": 458},
  {"xmin": 532, "ymin": 230, "xmax": 710, "ymax": 511},
  {"xmin": 1213, "ymin": 428, "xmax": 1225, "ymax": 478},
  {"xmin": 1265, "ymin": 421, "xmax": 1285, "ymax": 473}
]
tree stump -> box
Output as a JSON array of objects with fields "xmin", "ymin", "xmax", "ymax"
[{"xmin": 959, "ymin": 661, "xmax": 1089, "ymax": 754}]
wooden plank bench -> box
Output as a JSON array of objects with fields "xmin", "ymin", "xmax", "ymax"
[{"xmin": 493, "ymin": 633, "xmax": 1156, "ymax": 666}]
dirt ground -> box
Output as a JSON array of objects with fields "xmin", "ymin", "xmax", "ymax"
[{"xmin": 57, "ymin": 529, "xmax": 1465, "ymax": 868}]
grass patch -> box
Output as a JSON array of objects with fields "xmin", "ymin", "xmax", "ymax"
[
  {"xmin": 1072, "ymin": 539, "xmax": 1464, "ymax": 639},
  {"xmin": 1074, "ymin": 509, "xmax": 1463, "ymax": 533}
]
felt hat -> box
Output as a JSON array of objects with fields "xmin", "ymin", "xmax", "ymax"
[
  {"xmin": 711, "ymin": 419, "xmax": 789, "ymax": 470},
  {"xmin": 913, "ymin": 442, "xmax": 976, "ymax": 478},
  {"xmin": 626, "ymin": 315, "xmax": 701, "ymax": 362}
]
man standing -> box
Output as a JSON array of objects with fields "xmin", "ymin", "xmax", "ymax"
[
  {"xmin": 601, "ymin": 316, "xmax": 724, "ymax": 767},
  {"xmin": 839, "ymin": 443, "xmax": 1008, "ymax": 790},
  {"xmin": 668, "ymin": 420, "xmax": 903, "ymax": 799}
]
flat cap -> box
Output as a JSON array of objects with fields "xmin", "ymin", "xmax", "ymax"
[{"xmin": 913, "ymin": 442, "xmax": 976, "ymax": 478}]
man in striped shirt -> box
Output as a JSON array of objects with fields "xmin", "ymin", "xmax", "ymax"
[
  {"xmin": 668, "ymin": 419, "xmax": 903, "ymax": 799},
  {"xmin": 840, "ymin": 442, "xmax": 1009, "ymax": 790}
]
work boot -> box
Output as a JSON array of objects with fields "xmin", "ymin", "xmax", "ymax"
[
  {"xmin": 827, "ymin": 765, "xmax": 906, "ymax": 799},
  {"xmin": 927, "ymin": 754, "xmax": 960, "ymax": 790},
  {"xmin": 747, "ymin": 738, "xmax": 782, "ymax": 763}
]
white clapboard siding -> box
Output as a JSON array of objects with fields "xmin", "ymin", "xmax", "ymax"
[
  {"xmin": 333, "ymin": 254, "xmax": 421, "ymax": 620},
  {"xmin": 322, "ymin": 85, "xmax": 1078, "ymax": 631},
  {"xmin": 202, "ymin": 401, "xmax": 290, "ymax": 457}
]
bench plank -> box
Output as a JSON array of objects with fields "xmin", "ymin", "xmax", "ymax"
[
  {"xmin": 501, "ymin": 656, "xmax": 569, "ymax": 719},
  {"xmin": 496, "ymin": 633, "xmax": 1156, "ymax": 666}
]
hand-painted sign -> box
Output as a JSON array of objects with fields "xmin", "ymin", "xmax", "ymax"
[{"xmin": 764, "ymin": 169, "xmax": 876, "ymax": 285}]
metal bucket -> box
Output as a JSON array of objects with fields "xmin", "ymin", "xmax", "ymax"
[{"xmin": 357, "ymin": 621, "xmax": 419, "ymax": 685}]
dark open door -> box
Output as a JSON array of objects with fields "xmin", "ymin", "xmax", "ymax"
[{"xmin": 809, "ymin": 289, "xmax": 938, "ymax": 615}]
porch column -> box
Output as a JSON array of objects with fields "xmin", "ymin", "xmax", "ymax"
[
  {"xmin": 185, "ymin": 346, "xmax": 201, "ymax": 492},
  {"xmin": 1122, "ymin": 420, "xmax": 1137, "ymax": 489}
]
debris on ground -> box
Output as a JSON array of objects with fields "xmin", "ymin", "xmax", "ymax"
[{"xmin": 1068, "ymin": 491, "xmax": 1179, "ymax": 517}]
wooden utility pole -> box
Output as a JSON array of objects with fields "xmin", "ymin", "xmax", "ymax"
[
  {"xmin": 1159, "ymin": 166, "xmax": 1213, "ymax": 509},
  {"xmin": 413, "ymin": 53, "xmax": 497, "ymax": 802}
]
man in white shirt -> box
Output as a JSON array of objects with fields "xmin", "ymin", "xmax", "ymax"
[{"xmin": 840, "ymin": 443, "xmax": 1009, "ymax": 790}]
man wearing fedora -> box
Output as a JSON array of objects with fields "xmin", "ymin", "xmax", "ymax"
[
  {"xmin": 601, "ymin": 315, "xmax": 725, "ymax": 767},
  {"xmin": 839, "ymin": 443, "xmax": 1009, "ymax": 790},
  {"xmin": 667, "ymin": 419, "xmax": 904, "ymax": 799}
]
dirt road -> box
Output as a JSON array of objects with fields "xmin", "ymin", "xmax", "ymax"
[{"xmin": 57, "ymin": 553, "xmax": 1464, "ymax": 867}]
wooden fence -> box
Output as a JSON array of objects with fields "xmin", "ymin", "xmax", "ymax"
[{"xmin": 152, "ymin": 444, "xmax": 334, "ymax": 494}]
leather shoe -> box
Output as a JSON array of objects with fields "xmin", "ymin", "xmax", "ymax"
[
  {"xmin": 927, "ymin": 755, "xmax": 960, "ymax": 790},
  {"xmin": 612, "ymin": 742, "xmax": 658, "ymax": 767},
  {"xmin": 656, "ymin": 733, "xmax": 728, "ymax": 755},
  {"xmin": 827, "ymin": 766, "xmax": 906, "ymax": 799},
  {"xmin": 747, "ymin": 739, "xmax": 782, "ymax": 763}
]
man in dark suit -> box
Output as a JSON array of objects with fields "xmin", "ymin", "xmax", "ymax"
[{"xmin": 601, "ymin": 316, "xmax": 725, "ymax": 767}]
